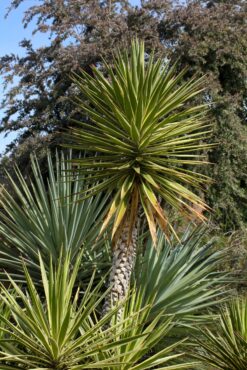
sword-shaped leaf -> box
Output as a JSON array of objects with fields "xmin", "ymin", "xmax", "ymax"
[{"xmin": 68, "ymin": 39, "xmax": 211, "ymax": 243}]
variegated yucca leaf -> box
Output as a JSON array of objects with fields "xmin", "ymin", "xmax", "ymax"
[
  {"xmin": 67, "ymin": 39, "xmax": 211, "ymax": 242},
  {"xmin": 0, "ymin": 252, "xmax": 197, "ymax": 369},
  {"xmin": 195, "ymin": 297, "xmax": 247, "ymax": 369}
]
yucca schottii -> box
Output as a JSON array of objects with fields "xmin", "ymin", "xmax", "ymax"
[{"xmin": 67, "ymin": 39, "xmax": 212, "ymax": 312}]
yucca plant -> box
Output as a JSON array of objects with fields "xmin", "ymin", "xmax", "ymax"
[
  {"xmin": 195, "ymin": 297, "xmax": 247, "ymax": 369},
  {"xmin": 93, "ymin": 288, "xmax": 199, "ymax": 370},
  {"xmin": 68, "ymin": 39, "xmax": 212, "ymax": 311},
  {"xmin": 0, "ymin": 252, "xmax": 197, "ymax": 369},
  {"xmin": 136, "ymin": 226, "xmax": 229, "ymax": 324},
  {"xmin": 0, "ymin": 298, "xmax": 11, "ymax": 342},
  {"xmin": 0, "ymin": 151, "xmax": 111, "ymax": 284}
]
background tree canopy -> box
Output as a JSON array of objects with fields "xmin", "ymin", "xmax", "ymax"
[{"xmin": 0, "ymin": 0, "xmax": 247, "ymax": 231}]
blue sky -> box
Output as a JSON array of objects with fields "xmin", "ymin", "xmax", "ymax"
[
  {"xmin": 0, "ymin": 0, "xmax": 141, "ymax": 154},
  {"xmin": 0, "ymin": 0, "xmax": 51, "ymax": 154}
]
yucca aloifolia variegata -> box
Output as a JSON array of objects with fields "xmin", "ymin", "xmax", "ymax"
[{"xmin": 68, "ymin": 40, "xmax": 212, "ymax": 313}]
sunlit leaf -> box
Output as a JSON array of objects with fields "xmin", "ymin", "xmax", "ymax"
[{"xmin": 67, "ymin": 39, "xmax": 211, "ymax": 242}]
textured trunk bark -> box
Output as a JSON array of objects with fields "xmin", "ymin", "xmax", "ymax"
[{"xmin": 102, "ymin": 218, "xmax": 138, "ymax": 319}]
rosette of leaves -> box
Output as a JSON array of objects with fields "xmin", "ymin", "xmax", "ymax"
[
  {"xmin": 68, "ymin": 39, "xmax": 211, "ymax": 243},
  {"xmin": 0, "ymin": 151, "xmax": 111, "ymax": 284},
  {"xmin": 195, "ymin": 297, "xmax": 247, "ymax": 369},
  {"xmin": 136, "ymin": 226, "xmax": 229, "ymax": 324},
  {"xmin": 0, "ymin": 252, "xmax": 197, "ymax": 369}
]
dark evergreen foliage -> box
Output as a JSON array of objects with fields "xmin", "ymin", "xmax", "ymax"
[{"xmin": 158, "ymin": 0, "xmax": 247, "ymax": 230}]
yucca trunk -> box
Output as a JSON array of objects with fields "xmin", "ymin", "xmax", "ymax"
[
  {"xmin": 102, "ymin": 218, "xmax": 138, "ymax": 318},
  {"xmin": 71, "ymin": 40, "xmax": 210, "ymax": 320}
]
